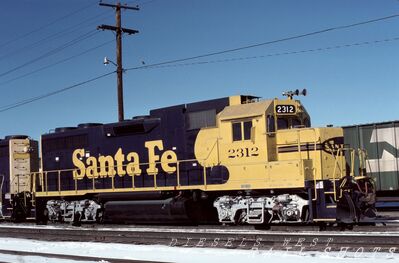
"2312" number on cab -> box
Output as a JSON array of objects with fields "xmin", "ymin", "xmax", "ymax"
[{"xmin": 228, "ymin": 147, "xmax": 259, "ymax": 158}]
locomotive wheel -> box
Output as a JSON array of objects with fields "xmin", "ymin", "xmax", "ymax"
[
  {"xmin": 72, "ymin": 212, "xmax": 82, "ymax": 227},
  {"xmin": 72, "ymin": 212, "xmax": 81, "ymax": 226}
]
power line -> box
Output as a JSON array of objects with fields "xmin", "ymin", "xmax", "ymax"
[
  {"xmin": 2, "ymin": 13, "xmax": 398, "ymax": 113},
  {"xmin": 129, "ymin": 36, "xmax": 399, "ymax": 70},
  {"xmin": 0, "ymin": 39, "xmax": 115, "ymax": 86},
  {"xmin": 1, "ymin": 35, "xmax": 396, "ymax": 113},
  {"xmin": 0, "ymin": 1, "xmax": 97, "ymax": 49},
  {"xmin": 138, "ymin": 0, "xmax": 160, "ymax": 6},
  {"xmin": 0, "ymin": 71, "xmax": 116, "ymax": 113},
  {"xmin": 126, "ymin": 13, "xmax": 399, "ymax": 71},
  {"xmin": 0, "ymin": 10, "xmax": 110, "ymax": 62},
  {"xmin": 127, "ymin": 0, "xmax": 159, "ymax": 7},
  {"xmin": 0, "ymin": 30, "xmax": 99, "ymax": 78}
]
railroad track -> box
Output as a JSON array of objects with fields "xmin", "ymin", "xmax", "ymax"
[
  {"xmin": 0, "ymin": 223, "xmax": 398, "ymax": 254},
  {"xmin": 0, "ymin": 249, "xmax": 165, "ymax": 263}
]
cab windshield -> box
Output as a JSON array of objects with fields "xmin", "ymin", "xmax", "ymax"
[
  {"xmin": 277, "ymin": 117, "xmax": 308, "ymax": 130},
  {"xmin": 267, "ymin": 116, "xmax": 311, "ymax": 132}
]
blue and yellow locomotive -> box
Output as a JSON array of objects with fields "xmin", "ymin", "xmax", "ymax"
[{"xmin": 0, "ymin": 92, "xmax": 376, "ymax": 226}]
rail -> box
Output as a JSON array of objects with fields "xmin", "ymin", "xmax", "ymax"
[{"xmin": 0, "ymin": 224, "xmax": 398, "ymax": 252}]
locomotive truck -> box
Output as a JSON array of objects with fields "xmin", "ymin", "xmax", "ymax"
[{"xmin": 0, "ymin": 92, "xmax": 376, "ymax": 226}]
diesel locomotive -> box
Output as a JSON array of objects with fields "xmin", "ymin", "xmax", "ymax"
[{"xmin": 0, "ymin": 92, "xmax": 376, "ymax": 226}]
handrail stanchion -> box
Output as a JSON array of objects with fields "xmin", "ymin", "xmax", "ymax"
[
  {"xmin": 312, "ymin": 128, "xmax": 318, "ymax": 201},
  {"xmin": 358, "ymin": 148, "xmax": 366, "ymax": 177},
  {"xmin": 40, "ymin": 172, "xmax": 44, "ymax": 193},
  {"xmin": 177, "ymin": 161, "xmax": 180, "ymax": 187},
  {"xmin": 74, "ymin": 171, "xmax": 78, "ymax": 194},
  {"xmin": 32, "ymin": 172, "xmax": 36, "ymax": 193},
  {"xmin": 58, "ymin": 170, "xmax": 61, "ymax": 194},
  {"xmin": 203, "ymin": 165, "xmax": 207, "ymax": 190},
  {"xmin": 331, "ymin": 148, "xmax": 341, "ymax": 201},
  {"xmin": 132, "ymin": 165, "xmax": 136, "ymax": 189},
  {"xmin": 297, "ymin": 130, "xmax": 301, "ymax": 160},
  {"xmin": 31, "ymin": 172, "xmax": 36, "ymax": 207},
  {"xmin": 298, "ymin": 130, "xmax": 304, "ymax": 178},
  {"xmin": 350, "ymin": 149, "xmax": 355, "ymax": 177},
  {"xmin": 45, "ymin": 172, "xmax": 48, "ymax": 195}
]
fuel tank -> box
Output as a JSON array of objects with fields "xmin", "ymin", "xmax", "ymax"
[{"xmin": 103, "ymin": 197, "xmax": 197, "ymax": 224}]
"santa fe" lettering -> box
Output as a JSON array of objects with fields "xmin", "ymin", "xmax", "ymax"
[{"xmin": 72, "ymin": 140, "xmax": 177, "ymax": 179}]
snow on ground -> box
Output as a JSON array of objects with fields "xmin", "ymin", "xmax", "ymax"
[
  {"xmin": 0, "ymin": 253, "xmax": 99, "ymax": 263},
  {"xmin": 0, "ymin": 237, "xmax": 397, "ymax": 263}
]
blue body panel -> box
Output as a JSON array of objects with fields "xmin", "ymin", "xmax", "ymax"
[{"xmin": 41, "ymin": 97, "xmax": 231, "ymax": 193}]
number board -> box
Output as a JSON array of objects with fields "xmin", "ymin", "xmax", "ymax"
[{"xmin": 275, "ymin": 105, "xmax": 296, "ymax": 114}]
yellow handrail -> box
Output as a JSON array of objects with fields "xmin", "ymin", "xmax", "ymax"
[{"xmin": 330, "ymin": 147, "xmax": 348, "ymax": 201}]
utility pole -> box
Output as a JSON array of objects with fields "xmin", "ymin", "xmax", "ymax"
[{"xmin": 97, "ymin": 2, "xmax": 139, "ymax": 122}]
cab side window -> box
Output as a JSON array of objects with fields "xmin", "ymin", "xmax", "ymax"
[
  {"xmin": 232, "ymin": 123, "xmax": 242, "ymax": 141},
  {"xmin": 243, "ymin": 121, "xmax": 252, "ymax": 140},
  {"xmin": 267, "ymin": 115, "xmax": 275, "ymax": 133},
  {"xmin": 232, "ymin": 120, "xmax": 253, "ymax": 141}
]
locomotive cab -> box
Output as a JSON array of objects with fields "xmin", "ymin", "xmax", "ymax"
[
  {"xmin": 196, "ymin": 92, "xmax": 376, "ymax": 225},
  {"xmin": 195, "ymin": 94, "xmax": 317, "ymax": 190}
]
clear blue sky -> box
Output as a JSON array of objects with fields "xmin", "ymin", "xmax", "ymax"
[{"xmin": 0, "ymin": 0, "xmax": 398, "ymax": 139}]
